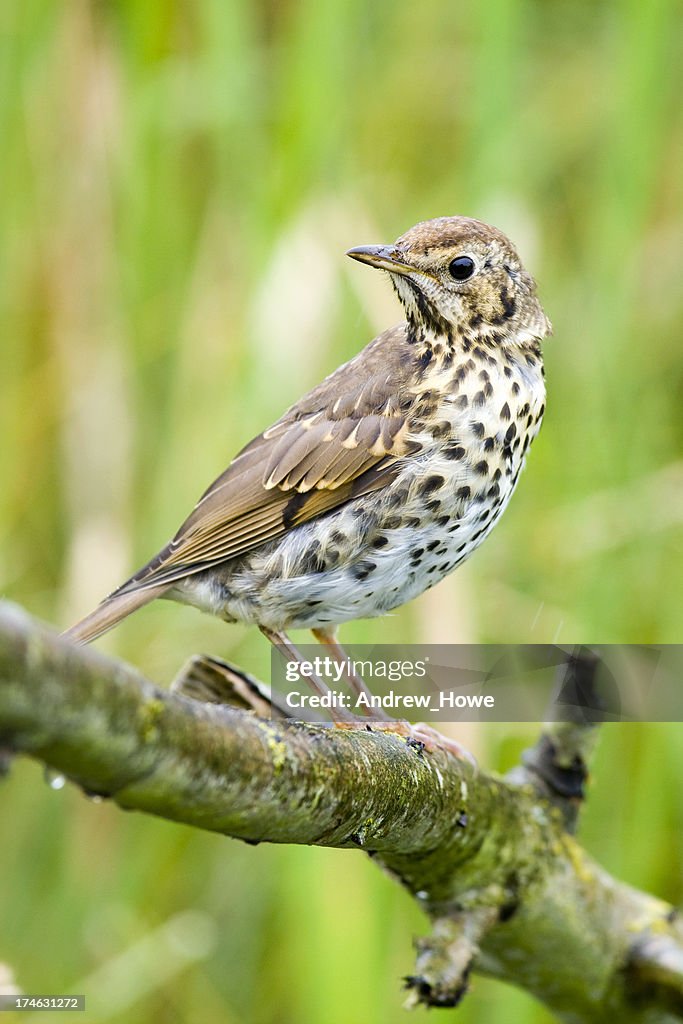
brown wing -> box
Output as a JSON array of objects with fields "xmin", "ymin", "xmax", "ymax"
[{"xmin": 115, "ymin": 325, "xmax": 417, "ymax": 594}]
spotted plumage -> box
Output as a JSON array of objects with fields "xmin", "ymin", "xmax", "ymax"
[{"xmin": 64, "ymin": 215, "xmax": 551, "ymax": 668}]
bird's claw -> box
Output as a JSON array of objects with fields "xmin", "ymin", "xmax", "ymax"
[{"xmin": 334, "ymin": 718, "xmax": 477, "ymax": 766}]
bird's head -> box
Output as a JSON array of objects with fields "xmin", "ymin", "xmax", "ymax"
[{"xmin": 347, "ymin": 216, "xmax": 551, "ymax": 346}]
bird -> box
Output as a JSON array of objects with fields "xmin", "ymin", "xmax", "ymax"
[{"xmin": 64, "ymin": 215, "xmax": 551, "ymax": 707}]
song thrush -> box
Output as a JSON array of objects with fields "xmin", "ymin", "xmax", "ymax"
[{"xmin": 65, "ymin": 216, "xmax": 551, "ymax": 703}]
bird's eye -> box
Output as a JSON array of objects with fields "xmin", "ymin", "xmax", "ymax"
[{"xmin": 448, "ymin": 256, "xmax": 476, "ymax": 281}]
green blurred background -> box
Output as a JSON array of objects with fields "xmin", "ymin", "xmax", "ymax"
[{"xmin": 2, "ymin": 1, "xmax": 682, "ymax": 1021}]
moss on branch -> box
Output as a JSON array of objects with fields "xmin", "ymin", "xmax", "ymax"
[{"xmin": 1, "ymin": 600, "xmax": 682, "ymax": 1022}]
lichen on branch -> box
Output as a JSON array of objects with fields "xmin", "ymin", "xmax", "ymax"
[{"xmin": 0, "ymin": 601, "xmax": 682, "ymax": 1023}]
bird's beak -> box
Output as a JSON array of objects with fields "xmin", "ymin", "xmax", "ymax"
[{"xmin": 345, "ymin": 244, "xmax": 415, "ymax": 277}]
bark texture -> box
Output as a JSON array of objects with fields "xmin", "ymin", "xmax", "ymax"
[{"xmin": 0, "ymin": 601, "xmax": 681, "ymax": 1022}]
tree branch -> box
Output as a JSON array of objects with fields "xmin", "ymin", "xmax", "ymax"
[
  {"xmin": 513, "ymin": 647, "xmax": 603, "ymax": 831},
  {"xmin": 1, "ymin": 600, "xmax": 682, "ymax": 1022}
]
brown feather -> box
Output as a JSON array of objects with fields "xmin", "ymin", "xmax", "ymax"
[
  {"xmin": 69, "ymin": 324, "xmax": 415, "ymax": 612},
  {"xmin": 62, "ymin": 583, "xmax": 170, "ymax": 644}
]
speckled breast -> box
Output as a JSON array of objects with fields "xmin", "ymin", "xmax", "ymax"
[{"xmin": 190, "ymin": 338, "xmax": 546, "ymax": 632}]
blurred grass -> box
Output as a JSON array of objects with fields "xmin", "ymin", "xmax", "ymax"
[{"xmin": 1, "ymin": 1, "xmax": 683, "ymax": 1022}]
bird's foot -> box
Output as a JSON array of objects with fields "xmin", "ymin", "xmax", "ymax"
[{"xmin": 335, "ymin": 718, "xmax": 477, "ymax": 765}]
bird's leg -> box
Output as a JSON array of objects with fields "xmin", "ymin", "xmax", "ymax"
[
  {"xmin": 311, "ymin": 627, "xmax": 392, "ymax": 721},
  {"xmin": 259, "ymin": 625, "xmax": 355, "ymax": 723},
  {"xmin": 309, "ymin": 633, "xmax": 477, "ymax": 756}
]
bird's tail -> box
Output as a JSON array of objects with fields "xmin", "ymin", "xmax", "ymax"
[{"xmin": 62, "ymin": 583, "xmax": 170, "ymax": 645}]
